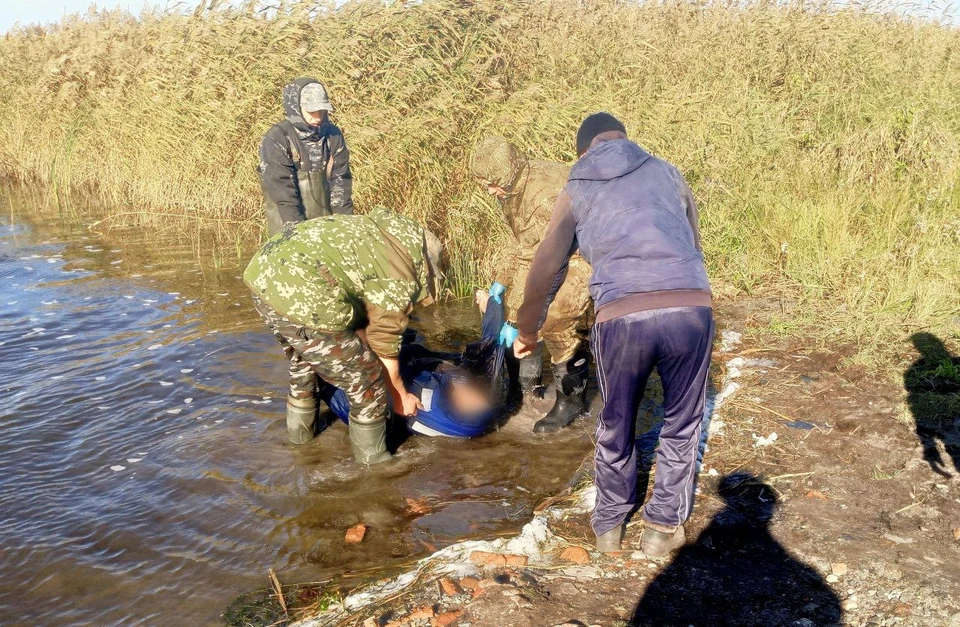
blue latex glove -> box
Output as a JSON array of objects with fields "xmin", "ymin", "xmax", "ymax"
[
  {"xmin": 499, "ymin": 322, "xmax": 519, "ymax": 347},
  {"xmin": 488, "ymin": 282, "xmax": 506, "ymax": 304}
]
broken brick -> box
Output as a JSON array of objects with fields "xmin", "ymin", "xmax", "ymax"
[
  {"xmin": 408, "ymin": 606, "xmax": 436, "ymax": 620},
  {"xmin": 439, "ymin": 578, "xmax": 462, "ymax": 596},
  {"xmin": 469, "ymin": 551, "xmax": 507, "ymax": 566},
  {"xmin": 560, "ymin": 546, "xmax": 591, "ymax": 565},
  {"xmin": 345, "ymin": 523, "xmax": 367, "ymax": 544},
  {"xmin": 433, "ymin": 610, "xmax": 463, "ymax": 627}
]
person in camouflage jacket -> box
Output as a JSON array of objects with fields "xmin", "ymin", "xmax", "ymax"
[
  {"xmin": 244, "ymin": 207, "xmax": 439, "ymax": 464},
  {"xmin": 470, "ymin": 135, "xmax": 593, "ymax": 434},
  {"xmin": 258, "ymin": 77, "xmax": 353, "ymax": 236}
]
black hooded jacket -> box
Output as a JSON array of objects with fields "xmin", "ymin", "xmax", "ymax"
[{"xmin": 257, "ymin": 77, "xmax": 353, "ymax": 235}]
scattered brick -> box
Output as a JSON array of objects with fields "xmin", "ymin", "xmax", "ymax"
[
  {"xmin": 439, "ymin": 578, "xmax": 462, "ymax": 596},
  {"xmin": 805, "ymin": 490, "xmax": 828, "ymax": 500},
  {"xmin": 459, "ymin": 577, "xmax": 480, "ymax": 590},
  {"xmin": 894, "ymin": 603, "xmax": 912, "ymax": 617},
  {"xmin": 504, "ymin": 554, "xmax": 529, "ymax": 566},
  {"xmin": 432, "ymin": 610, "xmax": 463, "ymax": 627},
  {"xmin": 345, "ymin": 524, "xmax": 367, "ymax": 544},
  {"xmin": 408, "ymin": 606, "xmax": 436, "ymax": 620},
  {"xmin": 560, "ymin": 546, "xmax": 591, "ymax": 565},
  {"xmin": 469, "ymin": 551, "xmax": 506, "ymax": 566}
]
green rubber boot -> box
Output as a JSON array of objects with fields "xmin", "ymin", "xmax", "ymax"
[
  {"xmin": 348, "ymin": 421, "xmax": 393, "ymax": 465},
  {"xmin": 286, "ymin": 394, "xmax": 317, "ymax": 444}
]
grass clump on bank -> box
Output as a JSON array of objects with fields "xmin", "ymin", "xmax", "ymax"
[{"xmin": 0, "ymin": 0, "xmax": 958, "ymax": 354}]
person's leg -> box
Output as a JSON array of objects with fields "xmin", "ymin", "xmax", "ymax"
[
  {"xmin": 641, "ymin": 307, "xmax": 714, "ymax": 554},
  {"xmin": 537, "ymin": 258, "xmax": 593, "ymax": 432},
  {"xmin": 252, "ymin": 296, "xmax": 320, "ymax": 443},
  {"xmin": 592, "ymin": 311, "xmax": 658, "ymax": 549},
  {"xmin": 294, "ymin": 328, "xmax": 391, "ymax": 464}
]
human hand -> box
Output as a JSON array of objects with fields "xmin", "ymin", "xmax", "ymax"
[
  {"xmin": 475, "ymin": 289, "xmax": 490, "ymax": 315},
  {"xmin": 391, "ymin": 388, "xmax": 423, "ymax": 417},
  {"xmin": 513, "ymin": 333, "xmax": 538, "ymax": 359}
]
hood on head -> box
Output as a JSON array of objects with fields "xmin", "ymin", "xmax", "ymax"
[
  {"xmin": 469, "ymin": 134, "xmax": 529, "ymax": 192},
  {"xmin": 570, "ymin": 138, "xmax": 651, "ymax": 182},
  {"xmin": 282, "ymin": 77, "xmax": 325, "ymax": 132}
]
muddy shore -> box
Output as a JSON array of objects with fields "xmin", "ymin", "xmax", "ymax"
[{"xmin": 232, "ymin": 299, "xmax": 960, "ymax": 627}]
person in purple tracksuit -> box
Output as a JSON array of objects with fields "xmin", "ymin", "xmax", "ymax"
[{"xmin": 513, "ymin": 112, "xmax": 714, "ymax": 556}]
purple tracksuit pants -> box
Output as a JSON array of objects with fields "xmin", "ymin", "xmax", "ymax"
[{"xmin": 591, "ymin": 306, "xmax": 715, "ymax": 536}]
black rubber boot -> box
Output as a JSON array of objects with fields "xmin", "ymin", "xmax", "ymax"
[
  {"xmin": 533, "ymin": 351, "xmax": 590, "ymax": 434},
  {"xmin": 518, "ymin": 341, "xmax": 544, "ymax": 399},
  {"xmin": 348, "ymin": 420, "xmax": 393, "ymax": 465},
  {"xmin": 286, "ymin": 394, "xmax": 317, "ymax": 444}
]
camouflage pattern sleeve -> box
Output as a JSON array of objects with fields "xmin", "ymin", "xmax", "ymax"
[
  {"xmin": 258, "ymin": 127, "xmax": 304, "ymax": 225},
  {"xmin": 327, "ymin": 128, "xmax": 354, "ymax": 215}
]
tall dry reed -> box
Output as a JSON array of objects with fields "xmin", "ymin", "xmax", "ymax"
[{"xmin": 0, "ymin": 0, "xmax": 958, "ymax": 356}]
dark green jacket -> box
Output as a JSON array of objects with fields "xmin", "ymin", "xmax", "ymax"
[{"xmin": 258, "ymin": 78, "xmax": 353, "ymax": 236}]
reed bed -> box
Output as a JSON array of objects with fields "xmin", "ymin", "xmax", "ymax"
[{"xmin": 1, "ymin": 0, "xmax": 958, "ymax": 357}]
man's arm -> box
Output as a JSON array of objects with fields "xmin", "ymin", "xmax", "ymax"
[
  {"xmin": 258, "ymin": 129, "xmax": 304, "ymax": 225},
  {"xmin": 378, "ymin": 354, "xmax": 423, "ymax": 417},
  {"xmin": 326, "ymin": 130, "xmax": 354, "ymax": 215},
  {"xmin": 514, "ymin": 190, "xmax": 578, "ymax": 355},
  {"xmin": 673, "ymin": 168, "xmax": 702, "ymax": 252}
]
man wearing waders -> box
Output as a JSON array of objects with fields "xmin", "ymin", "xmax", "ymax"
[
  {"xmin": 470, "ymin": 135, "xmax": 592, "ymax": 433},
  {"xmin": 258, "ymin": 77, "xmax": 353, "ymax": 236},
  {"xmin": 244, "ymin": 207, "xmax": 441, "ymax": 464},
  {"xmin": 514, "ymin": 113, "xmax": 714, "ymax": 556}
]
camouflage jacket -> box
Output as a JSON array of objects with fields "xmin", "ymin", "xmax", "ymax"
[
  {"xmin": 243, "ymin": 207, "xmax": 433, "ymax": 358},
  {"xmin": 470, "ymin": 135, "xmax": 570, "ymax": 262}
]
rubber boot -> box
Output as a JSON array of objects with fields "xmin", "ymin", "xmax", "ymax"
[
  {"xmin": 533, "ymin": 351, "xmax": 590, "ymax": 434},
  {"xmin": 641, "ymin": 525, "xmax": 686, "ymax": 558},
  {"xmin": 518, "ymin": 341, "xmax": 543, "ymax": 399},
  {"xmin": 286, "ymin": 394, "xmax": 317, "ymax": 444},
  {"xmin": 348, "ymin": 420, "xmax": 393, "ymax": 465},
  {"xmin": 596, "ymin": 524, "xmax": 624, "ymax": 553}
]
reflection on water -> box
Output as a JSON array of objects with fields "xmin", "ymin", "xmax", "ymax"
[{"xmin": 0, "ymin": 192, "xmax": 594, "ymax": 625}]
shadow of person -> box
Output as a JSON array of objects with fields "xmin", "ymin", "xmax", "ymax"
[
  {"xmin": 904, "ymin": 332, "xmax": 960, "ymax": 477},
  {"xmin": 631, "ymin": 473, "xmax": 842, "ymax": 627}
]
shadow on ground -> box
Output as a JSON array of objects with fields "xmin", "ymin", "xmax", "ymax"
[
  {"xmin": 904, "ymin": 332, "xmax": 960, "ymax": 477},
  {"xmin": 631, "ymin": 473, "xmax": 842, "ymax": 627}
]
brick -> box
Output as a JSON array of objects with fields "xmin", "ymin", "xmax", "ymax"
[
  {"xmin": 469, "ymin": 551, "xmax": 506, "ymax": 566},
  {"xmin": 560, "ymin": 546, "xmax": 591, "ymax": 565},
  {"xmin": 504, "ymin": 554, "xmax": 528, "ymax": 566},
  {"xmin": 439, "ymin": 578, "xmax": 462, "ymax": 596},
  {"xmin": 345, "ymin": 523, "xmax": 367, "ymax": 544},
  {"xmin": 408, "ymin": 606, "xmax": 436, "ymax": 620},
  {"xmin": 432, "ymin": 610, "xmax": 463, "ymax": 627},
  {"xmin": 459, "ymin": 577, "xmax": 480, "ymax": 590}
]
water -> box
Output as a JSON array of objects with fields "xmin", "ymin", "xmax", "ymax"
[{"xmin": 0, "ymin": 200, "xmax": 594, "ymax": 625}]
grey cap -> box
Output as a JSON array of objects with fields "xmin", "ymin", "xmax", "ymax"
[{"xmin": 299, "ymin": 82, "xmax": 334, "ymax": 113}]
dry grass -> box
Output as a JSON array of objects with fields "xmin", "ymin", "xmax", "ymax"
[{"xmin": 0, "ymin": 0, "xmax": 958, "ymax": 356}]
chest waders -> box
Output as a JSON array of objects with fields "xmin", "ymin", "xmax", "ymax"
[{"xmin": 262, "ymin": 120, "xmax": 333, "ymax": 237}]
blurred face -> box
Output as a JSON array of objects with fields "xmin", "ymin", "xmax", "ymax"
[
  {"xmin": 300, "ymin": 107, "xmax": 328, "ymax": 127},
  {"xmin": 476, "ymin": 178, "xmax": 507, "ymax": 200}
]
